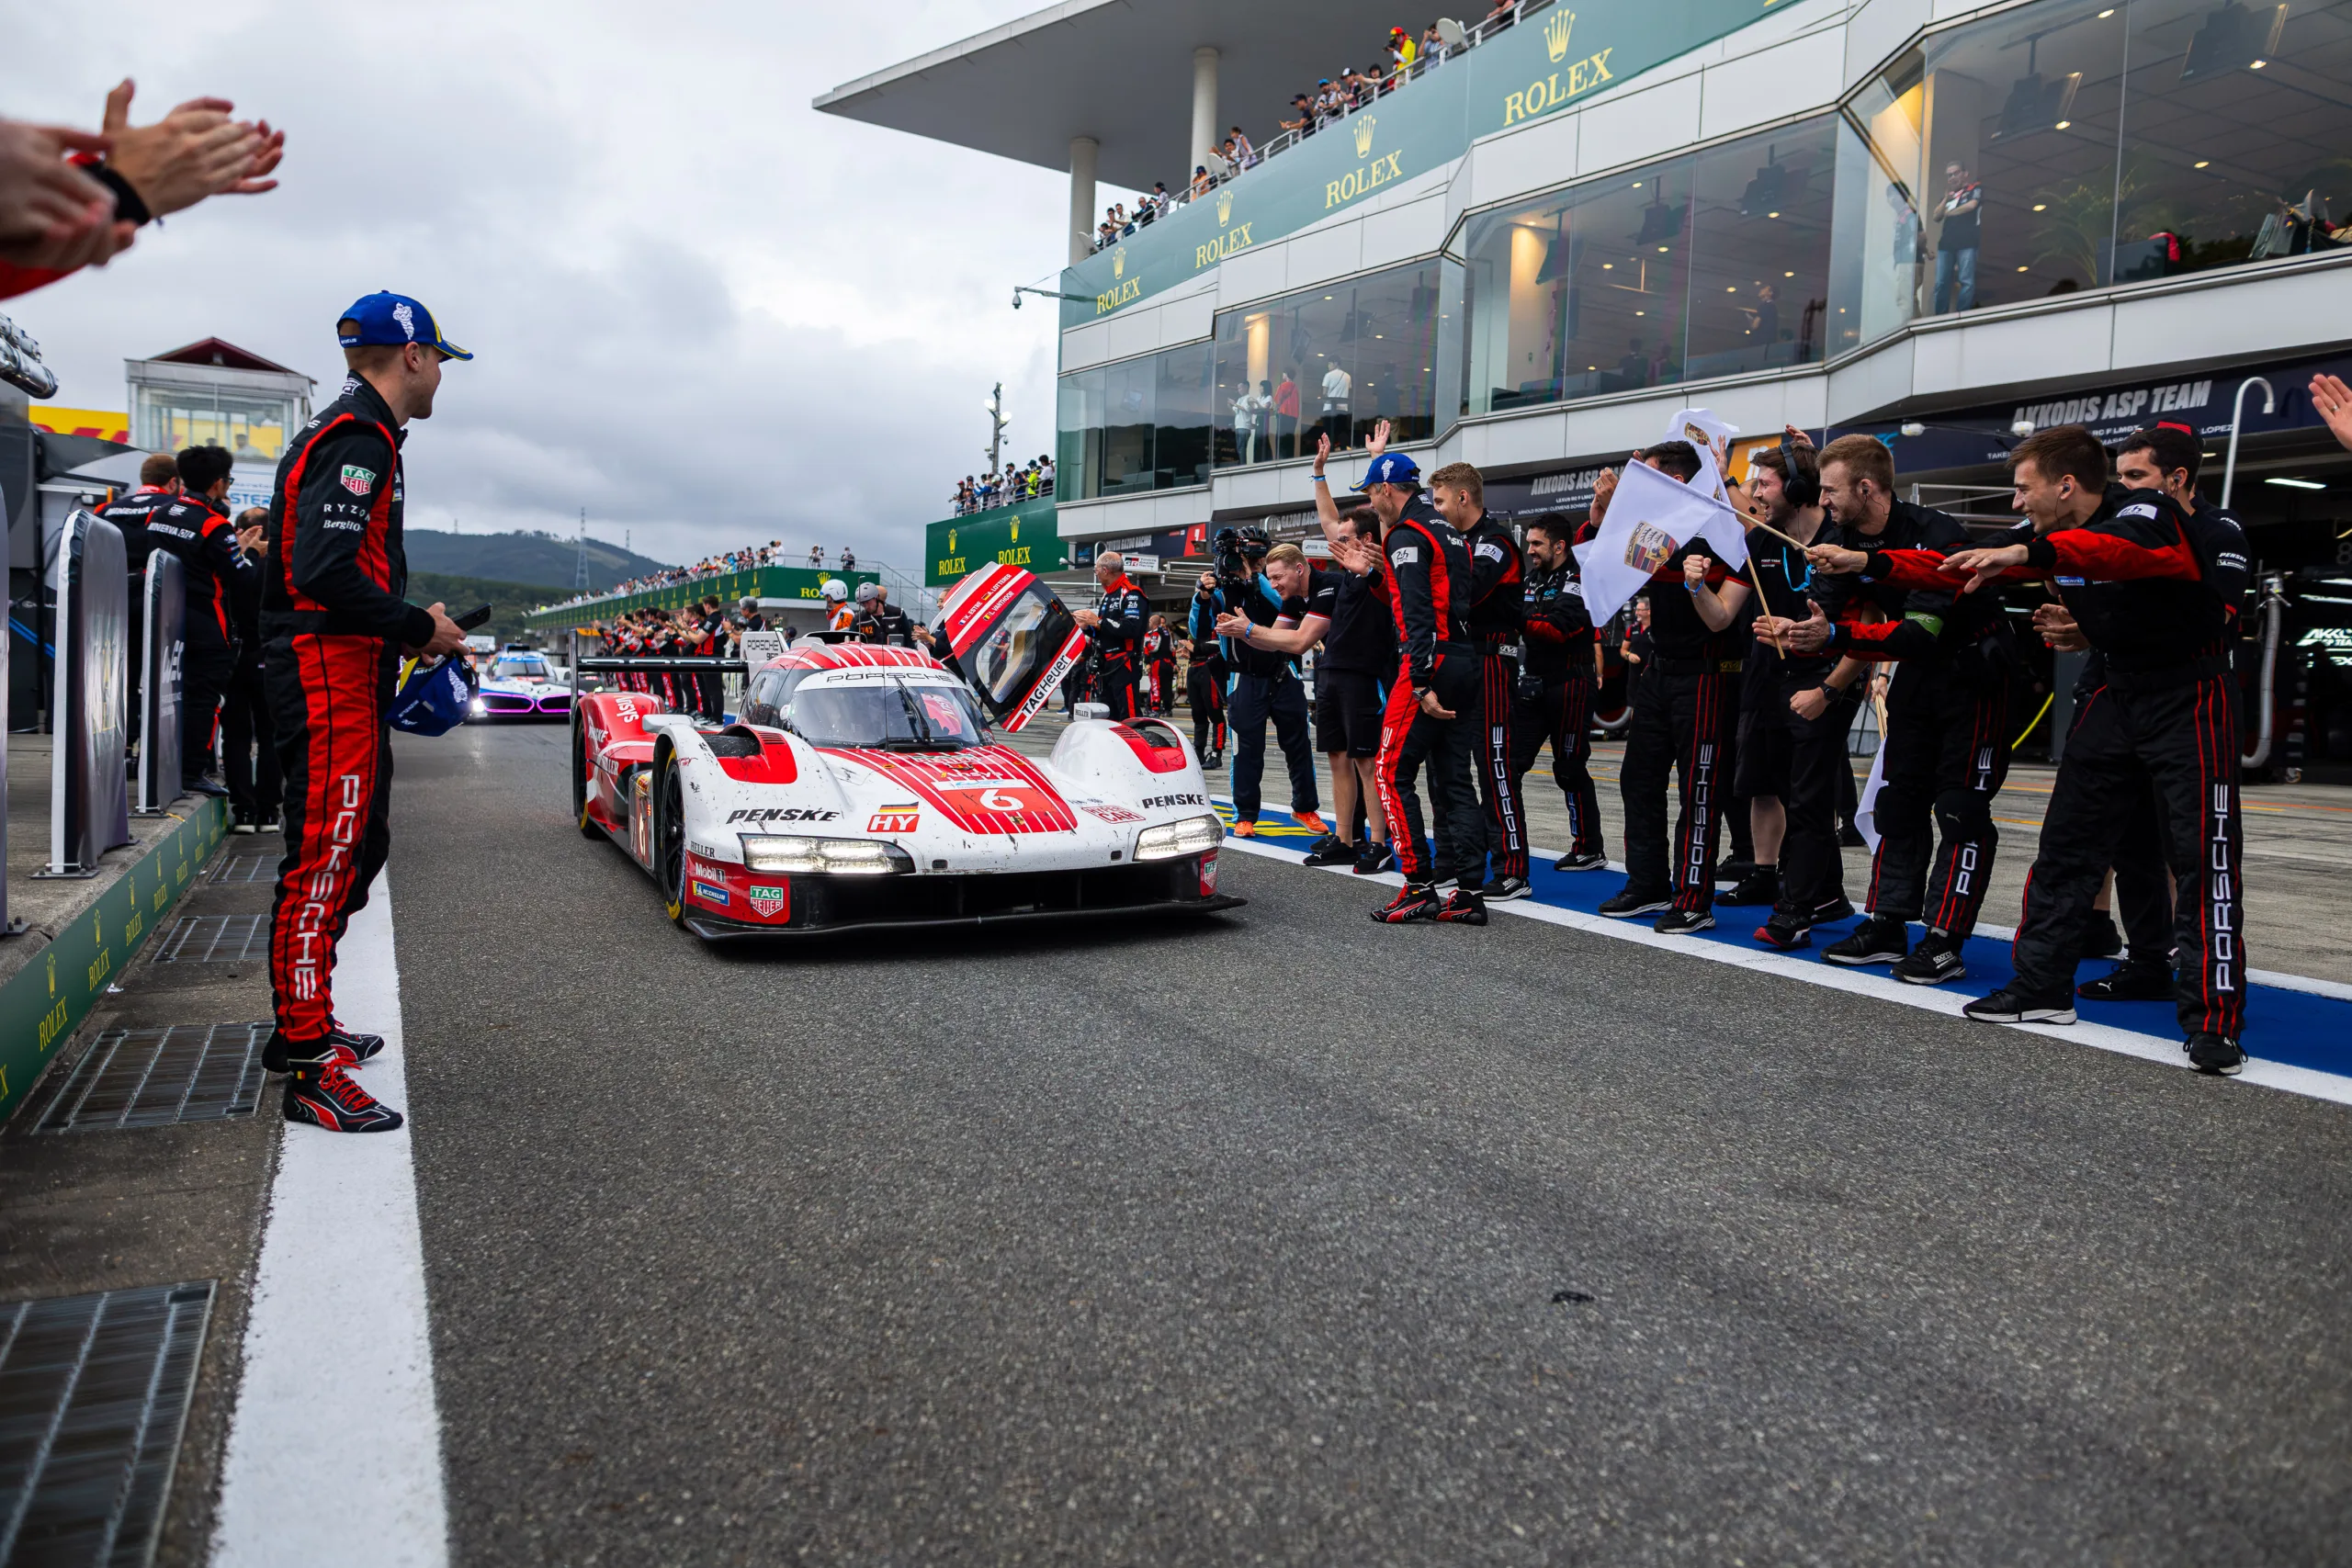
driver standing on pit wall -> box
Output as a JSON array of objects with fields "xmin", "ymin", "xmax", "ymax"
[
  {"xmin": 1192, "ymin": 529, "xmax": 1326, "ymax": 838},
  {"xmin": 1328, "ymin": 452, "xmax": 1486, "ymax": 925},
  {"xmin": 1073, "ymin": 550, "xmax": 1149, "ymax": 720},
  {"xmin": 261, "ymin": 289, "xmax": 471, "ymax": 1134}
]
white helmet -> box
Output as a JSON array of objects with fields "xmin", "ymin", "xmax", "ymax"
[{"xmin": 821, "ymin": 578, "xmax": 848, "ymax": 602}]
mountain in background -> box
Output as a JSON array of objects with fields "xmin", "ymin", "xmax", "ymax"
[{"xmin": 403, "ymin": 529, "xmax": 673, "ymax": 592}]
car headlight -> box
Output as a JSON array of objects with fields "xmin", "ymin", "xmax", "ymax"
[
  {"xmin": 468, "ymin": 698, "xmax": 486, "ymax": 716},
  {"xmin": 1134, "ymin": 813, "xmax": 1225, "ymax": 861},
  {"xmin": 738, "ymin": 835, "xmax": 912, "ymax": 875}
]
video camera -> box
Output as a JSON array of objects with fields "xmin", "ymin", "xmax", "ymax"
[{"xmin": 1211, "ymin": 525, "xmax": 1272, "ymax": 588}]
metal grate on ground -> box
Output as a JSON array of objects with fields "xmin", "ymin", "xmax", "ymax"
[
  {"xmin": 208, "ymin": 854, "xmax": 278, "ymax": 886},
  {"xmin": 29, "ymin": 1025, "xmax": 270, "ymax": 1134},
  {"xmin": 0, "ymin": 1281, "xmax": 214, "ymax": 1566},
  {"xmin": 148, "ymin": 915, "xmax": 267, "ymax": 964}
]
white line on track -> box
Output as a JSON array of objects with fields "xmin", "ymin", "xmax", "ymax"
[
  {"xmin": 211, "ymin": 873, "xmax": 449, "ymax": 1567},
  {"xmin": 1217, "ymin": 834, "xmax": 2352, "ymax": 1110}
]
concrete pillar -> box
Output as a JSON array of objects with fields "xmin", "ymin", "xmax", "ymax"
[
  {"xmin": 1191, "ymin": 47, "xmax": 1220, "ymax": 180},
  {"xmin": 1068, "ymin": 136, "xmax": 1098, "ymax": 267}
]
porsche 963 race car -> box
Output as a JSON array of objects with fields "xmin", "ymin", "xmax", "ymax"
[{"xmin": 570, "ymin": 565, "xmax": 1241, "ymax": 940}]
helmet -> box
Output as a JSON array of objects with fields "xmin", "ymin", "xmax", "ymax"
[
  {"xmin": 854, "ymin": 581, "xmax": 880, "ymax": 604},
  {"xmin": 821, "ymin": 578, "xmax": 848, "ymax": 602}
]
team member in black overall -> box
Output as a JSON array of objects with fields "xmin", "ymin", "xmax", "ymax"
[
  {"xmin": 1184, "ymin": 637, "xmax": 1227, "ymax": 765},
  {"xmin": 1787, "ymin": 434, "xmax": 2013, "ymax": 983},
  {"xmin": 1430, "ymin": 461, "xmax": 1531, "ymax": 901},
  {"xmin": 145, "ymin": 444, "xmax": 254, "ymax": 796},
  {"xmin": 1073, "ymin": 551, "xmax": 1148, "ymax": 719},
  {"xmin": 99, "ymin": 454, "xmax": 183, "ymax": 753},
  {"xmin": 1597, "ymin": 442, "xmax": 1749, "ymax": 935},
  {"xmin": 1932, "ymin": 425, "xmax": 2252, "ymax": 1075},
  {"xmin": 222, "ymin": 507, "xmax": 280, "ymax": 831},
  {"xmin": 1511, "ymin": 513, "xmax": 1606, "ymax": 872}
]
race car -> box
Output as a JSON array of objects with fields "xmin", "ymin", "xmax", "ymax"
[
  {"xmin": 570, "ymin": 630, "xmax": 1242, "ymax": 940},
  {"xmin": 472, "ymin": 647, "xmax": 574, "ymax": 721}
]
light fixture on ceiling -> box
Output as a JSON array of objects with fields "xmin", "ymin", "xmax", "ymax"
[
  {"xmin": 1994, "ymin": 36, "xmax": 2084, "ymax": 140},
  {"xmin": 2195, "ymin": 159, "xmax": 2211, "ymax": 168},
  {"xmin": 2018, "ymin": 264, "xmax": 2030, "ymax": 271},
  {"xmin": 1899, "ymin": 421, "xmax": 1928, "ymax": 436},
  {"xmin": 2267, "ymin": 476, "xmax": 2326, "ymax": 490},
  {"xmin": 2034, "ymin": 202, "xmax": 2049, "ymax": 210},
  {"xmin": 2181, "ymin": 3, "xmax": 2289, "ymax": 82},
  {"xmin": 1602, "ymin": 262, "xmax": 1614, "ymax": 269}
]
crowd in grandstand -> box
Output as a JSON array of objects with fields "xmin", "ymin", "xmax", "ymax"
[
  {"xmin": 953, "ymin": 456, "xmax": 1055, "ymax": 515},
  {"xmin": 533, "ymin": 540, "xmax": 862, "ymax": 612},
  {"xmin": 1088, "ymin": 10, "xmax": 1529, "ymax": 254}
]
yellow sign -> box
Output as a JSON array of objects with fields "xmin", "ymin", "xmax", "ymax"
[
  {"xmin": 29, "ymin": 406, "xmax": 130, "ymax": 443},
  {"xmin": 1010, "ymin": 516, "xmax": 1020, "ymax": 542},
  {"xmin": 1501, "ymin": 48, "xmax": 1615, "ymax": 126},
  {"xmin": 1113, "ymin": 245, "xmax": 1128, "ymax": 279},
  {"xmin": 1095, "ymin": 276, "xmax": 1143, "ymax": 314},
  {"xmin": 947, "ymin": 528, "xmax": 956, "ymax": 552}
]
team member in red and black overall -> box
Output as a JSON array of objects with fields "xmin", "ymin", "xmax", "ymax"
[
  {"xmin": 1138, "ymin": 617, "xmax": 1170, "ymax": 713},
  {"xmin": 1784, "ymin": 434, "xmax": 2012, "ymax": 983},
  {"xmin": 145, "ymin": 444, "xmax": 254, "ymax": 796},
  {"xmin": 1430, "ymin": 461, "xmax": 1531, "ymax": 902},
  {"xmin": 259, "ymin": 291, "xmax": 470, "ymax": 1132},
  {"xmin": 1149, "ymin": 616, "xmax": 1182, "ymax": 715},
  {"xmin": 1512, "ymin": 513, "xmax": 1606, "ymax": 873},
  {"xmin": 1331, "ymin": 451, "xmax": 1486, "ymax": 925},
  {"xmin": 1072, "ymin": 551, "xmax": 1148, "ymax": 719},
  {"xmin": 1598, "ymin": 442, "xmax": 1749, "ymax": 935},
  {"xmin": 1184, "ymin": 636, "xmax": 1227, "ymax": 764},
  {"xmin": 1928, "ymin": 426, "xmax": 2251, "ymax": 1074},
  {"xmin": 98, "ymin": 453, "xmax": 184, "ymax": 752}
]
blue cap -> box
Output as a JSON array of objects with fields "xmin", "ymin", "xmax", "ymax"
[
  {"xmin": 390, "ymin": 656, "xmax": 475, "ymax": 736},
  {"xmin": 337, "ymin": 291, "xmax": 473, "ymax": 361},
  {"xmin": 1353, "ymin": 452, "xmax": 1421, "ymax": 491}
]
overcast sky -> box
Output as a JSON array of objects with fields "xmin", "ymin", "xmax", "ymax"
[{"xmin": 11, "ymin": 0, "xmax": 1125, "ymax": 572}]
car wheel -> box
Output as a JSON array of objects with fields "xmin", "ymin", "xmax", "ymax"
[
  {"xmin": 655, "ymin": 748, "xmax": 687, "ymax": 927},
  {"xmin": 573, "ymin": 717, "xmax": 601, "ymax": 837}
]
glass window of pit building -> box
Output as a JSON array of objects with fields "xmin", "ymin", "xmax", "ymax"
[{"xmin": 1210, "ymin": 260, "xmax": 1446, "ymax": 468}]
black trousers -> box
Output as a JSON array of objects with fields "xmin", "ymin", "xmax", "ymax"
[
  {"xmin": 1475, "ymin": 653, "xmax": 1529, "ymax": 880},
  {"xmin": 222, "ymin": 656, "xmax": 280, "ymax": 821},
  {"xmin": 2012, "ymin": 667, "xmax": 2245, "ymax": 1037},
  {"xmin": 1866, "ymin": 662, "xmax": 2009, "ymax": 935},
  {"xmin": 182, "ymin": 643, "xmax": 234, "ymax": 784},
  {"xmin": 697, "ymin": 670, "xmax": 726, "ymax": 720},
  {"xmin": 1620, "ymin": 664, "xmax": 1736, "ymax": 910},
  {"xmin": 1096, "ymin": 657, "xmax": 1137, "ymax": 720},
  {"xmin": 2111, "ymin": 779, "xmax": 2175, "ymax": 964},
  {"xmin": 1375, "ymin": 649, "xmax": 1483, "ymax": 885},
  {"xmin": 1227, "ymin": 670, "xmax": 1317, "ymax": 822},
  {"xmin": 1509, "ymin": 674, "xmax": 1600, "ymax": 859},
  {"xmin": 1188, "ymin": 670, "xmax": 1227, "ymax": 756},
  {"xmin": 1781, "ymin": 688, "xmax": 1859, "ymax": 917}
]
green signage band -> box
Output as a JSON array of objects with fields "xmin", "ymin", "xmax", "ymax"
[
  {"xmin": 525, "ymin": 566, "xmax": 883, "ymax": 630},
  {"xmin": 925, "ymin": 499, "xmax": 1065, "ymax": 587},
  {"xmin": 0, "ymin": 798, "xmax": 229, "ymax": 1125},
  {"xmin": 1060, "ymin": 0, "xmax": 1783, "ymax": 327}
]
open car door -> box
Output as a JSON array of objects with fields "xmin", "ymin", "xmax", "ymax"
[{"xmin": 933, "ymin": 562, "xmax": 1088, "ymax": 732}]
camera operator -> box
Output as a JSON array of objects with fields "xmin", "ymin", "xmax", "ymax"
[
  {"xmin": 1782, "ymin": 434, "xmax": 2010, "ymax": 982},
  {"xmin": 1927, "ymin": 425, "xmax": 2249, "ymax": 1074},
  {"xmin": 1194, "ymin": 530, "xmax": 1326, "ymax": 838},
  {"xmin": 1184, "ymin": 635, "xmax": 1227, "ymax": 764},
  {"xmin": 1071, "ymin": 551, "xmax": 1148, "ymax": 719},
  {"xmin": 1322, "ymin": 451, "xmax": 1484, "ymax": 924},
  {"xmin": 1513, "ymin": 513, "xmax": 1606, "ymax": 873}
]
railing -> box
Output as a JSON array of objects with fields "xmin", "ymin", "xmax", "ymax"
[
  {"xmin": 951, "ymin": 476, "xmax": 1055, "ymax": 515},
  {"xmin": 1085, "ymin": 0, "xmax": 1556, "ymax": 254}
]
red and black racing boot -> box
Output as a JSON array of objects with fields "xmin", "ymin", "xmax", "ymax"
[
  {"xmin": 284, "ymin": 1063, "xmax": 404, "ymax": 1133},
  {"xmin": 1372, "ymin": 883, "xmax": 1443, "ymax": 924},
  {"xmin": 1434, "ymin": 888, "xmax": 1489, "ymax": 926},
  {"xmin": 328, "ymin": 1022, "xmax": 386, "ymax": 1066}
]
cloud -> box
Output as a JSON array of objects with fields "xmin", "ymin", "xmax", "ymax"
[{"xmin": 7, "ymin": 0, "xmax": 1083, "ymax": 572}]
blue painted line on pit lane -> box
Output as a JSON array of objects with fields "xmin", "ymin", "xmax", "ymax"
[{"xmin": 1214, "ymin": 800, "xmax": 2352, "ymax": 1093}]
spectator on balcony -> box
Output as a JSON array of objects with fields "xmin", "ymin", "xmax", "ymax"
[
  {"xmin": 1314, "ymin": 81, "xmax": 1345, "ymax": 126},
  {"xmin": 1282, "ymin": 95, "xmax": 1314, "ymax": 138},
  {"xmin": 1190, "ymin": 165, "xmax": 1214, "ymax": 198},
  {"xmin": 1421, "ymin": 21, "xmax": 1447, "ymax": 62},
  {"xmin": 1228, "ymin": 127, "xmax": 1256, "ymax": 170},
  {"xmin": 1390, "ymin": 26, "xmax": 1418, "ymax": 70},
  {"xmin": 1039, "ymin": 455, "xmax": 1056, "ymax": 494},
  {"xmin": 1272, "ymin": 367, "xmax": 1302, "ymax": 459},
  {"xmin": 808, "ymin": 545, "xmax": 823, "ymax": 568}
]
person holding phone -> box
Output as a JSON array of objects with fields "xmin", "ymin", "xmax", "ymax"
[{"xmin": 259, "ymin": 290, "xmax": 471, "ymax": 1134}]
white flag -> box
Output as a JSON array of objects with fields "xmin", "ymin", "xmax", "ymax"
[
  {"xmin": 1572, "ymin": 458, "xmax": 1748, "ymax": 628},
  {"xmin": 1668, "ymin": 407, "xmax": 1740, "ymax": 507}
]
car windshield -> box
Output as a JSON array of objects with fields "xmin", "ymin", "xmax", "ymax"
[
  {"xmin": 494, "ymin": 657, "xmax": 548, "ymax": 679},
  {"xmin": 784, "ymin": 677, "xmax": 989, "ymax": 750}
]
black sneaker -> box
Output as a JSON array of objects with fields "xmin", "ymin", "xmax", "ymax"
[
  {"xmin": 2078, "ymin": 914, "xmax": 2123, "ymax": 961},
  {"xmin": 1719, "ymin": 868, "xmax": 1779, "ymax": 906},
  {"xmin": 1962, "ymin": 986, "xmax": 2076, "ymax": 1025},
  {"xmin": 1302, "ymin": 835, "xmax": 1356, "ymax": 867},
  {"xmin": 1202, "ymin": 752, "xmax": 1221, "ymax": 768},
  {"xmin": 1813, "ymin": 896, "xmax": 1858, "ymax": 925},
  {"xmin": 1753, "ymin": 911, "xmax": 1810, "ymax": 951},
  {"xmin": 1434, "ymin": 889, "xmax": 1489, "ymax": 925},
  {"xmin": 1823, "ymin": 916, "xmax": 1908, "ymax": 967},
  {"xmin": 284, "ymin": 1064, "xmax": 404, "ymax": 1133},
  {"xmin": 2187, "ymin": 1032, "xmax": 2245, "ymax": 1077},
  {"xmin": 1352, "ymin": 840, "xmax": 1396, "ymax": 875},
  {"xmin": 1552, "ymin": 849, "xmax": 1608, "ymax": 873},
  {"xmin": 1654, "ymin": 907, "xmax": 1715, "ymax": 936},
  {"xmin": 1892, "ymin": 930, "xmax": 1967, "ymax": 986},
  {"xmin": 1373, "ymin": 884, "xmax": 1442, "ymax": 923},
  {"xmin": 183, "ymin": 776, "xmax": 232, "ymax": 799},
  {"xmin": 2077, "ymin": 960, "xmax": 2173, "ymax": 1002},
  {"xmin": 1479, "ymin": 874, "xmax": 1532, "ymax": 903},
  {"xmin": 232, "ymin": 816, "xmax": 258, "ymax": 836},
  {"xmin": 1599, "ymin": 887, "xmax": 1673, "ymax": 919},
  {"xmin": 329, "ymin": 1023, "xmax": 386, "ymax": 1066},
  {"xmin": 260, "ymin": 814, "xmax": 283, "ymax": 833}
]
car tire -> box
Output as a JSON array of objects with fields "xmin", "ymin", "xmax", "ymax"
[{"xmin": 653, "ymin": 746, "xmax": 687, "ymax": 928}]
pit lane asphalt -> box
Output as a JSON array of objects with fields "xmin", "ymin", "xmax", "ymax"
[{"xmin": 390, "ymin": 724, "xmax": 2352, "ymax": 1565}]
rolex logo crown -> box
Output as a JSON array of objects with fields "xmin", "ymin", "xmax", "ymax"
[
  {"xmin": 1010, "ymin": 517, "xmax": 1020, "ymax": 541},
  {"xmin": 1112, "ymin": 245, "xmax": 1127, "ymax": 278},
  {"xmin": 947, "ymin": 529, "xmax": 956, "ymax": 552},
  {"xmin": 1217, "ymin": 187, "xmax": 1235, "ymax": 225},
  {"xmin": 1545, "ymin": 8, "xmax": 1576, "ymax": 61},
  {"xmin": 1352, "ymin": 115, "xmax": 1378, "ymax": 158}
]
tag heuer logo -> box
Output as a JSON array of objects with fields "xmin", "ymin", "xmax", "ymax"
[
  {"xmin": 747, "ymin": 884, "xmax": 788, "ymax": 919},
  {"xmin": 339, "ymin": 465, "xmax": 375, "ymax": 496}
]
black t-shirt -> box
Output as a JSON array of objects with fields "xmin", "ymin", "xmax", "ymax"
[
  {"xmin": 1742, "ymin": 524, "xmax": 1838, "ymax": 699},
  {"xmin": 1642, "ymin": 543, "xmax": 1745, "ymax": 664}
]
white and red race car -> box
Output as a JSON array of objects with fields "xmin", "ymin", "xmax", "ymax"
[{"xmin": 571, "ymin": 569, "xmax": 1240, "ymax": 939}]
